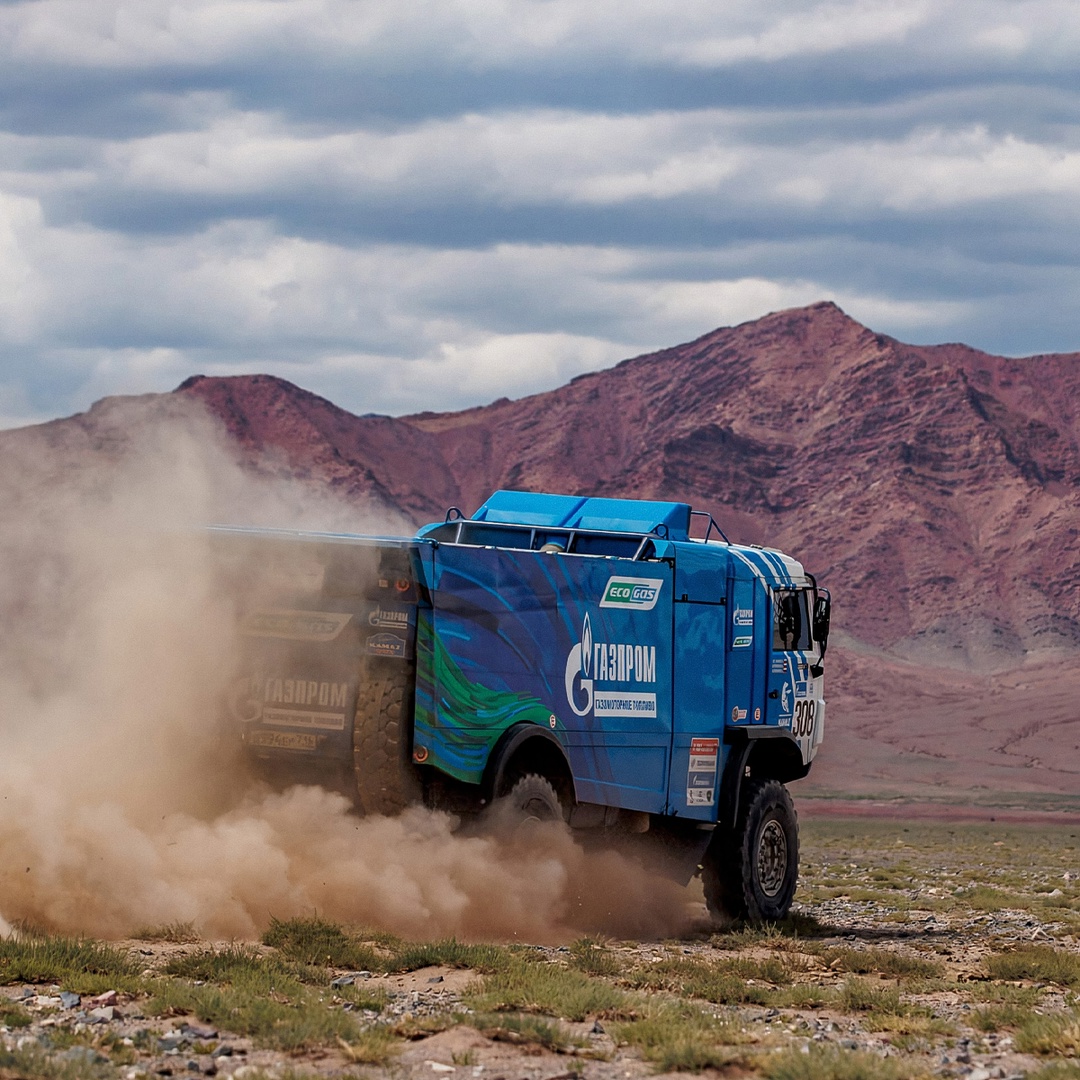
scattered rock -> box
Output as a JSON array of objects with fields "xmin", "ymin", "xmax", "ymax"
[
  {"xmin": 182, "ymin": 1024, "xmax": 218, "ymax": 1040},
  {"xmin": 60, "ymin": 1046, "xmax": 108, "ymax": 1065}
]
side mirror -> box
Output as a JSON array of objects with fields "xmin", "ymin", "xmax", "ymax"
[{"xmin": 812, "ymin": 592, "xmax": 831, "ymax": 649}]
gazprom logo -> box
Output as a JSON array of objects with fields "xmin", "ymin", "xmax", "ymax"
[{"xmin": 599, "ymin": 576, "xmax": 664, "ymax": 611}]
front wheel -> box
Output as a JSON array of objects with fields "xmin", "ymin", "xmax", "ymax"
[{"xmin": 702, "ymin": 779, "xmax": 799, "ymax": 922}]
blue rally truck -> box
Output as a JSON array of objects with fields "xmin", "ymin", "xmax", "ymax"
[{"xmin": 220, "ymin": 490, "xmax": 831, "ymax": 921}]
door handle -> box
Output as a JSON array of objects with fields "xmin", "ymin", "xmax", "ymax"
[{"xmin": 768, "ymin": 690, "xmax": 779, "ymax": 699}]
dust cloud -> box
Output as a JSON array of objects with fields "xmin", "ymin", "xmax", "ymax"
[{"xmin": 0, "ymin": 404, "xmax": 693, "ymax": 942}]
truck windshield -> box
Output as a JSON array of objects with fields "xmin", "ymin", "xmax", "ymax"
[{"xmin": 773, "ymin": 589, "xmax": 812, "ymax": 651}]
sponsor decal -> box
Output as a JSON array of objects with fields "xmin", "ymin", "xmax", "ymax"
[
  {"xmin": 242, "ymin": 610, "xmax": 352, "ymax": 642},
  {"xmin": 753, "ymin": 707, "xmax": 761, "ymax": 722},
  {"xmin": 778, "ymin": 677, "xmax": 807, "ymax": 719},
  {"xmin": 240, "ymin": 677, "xmax": 350, "ymax": 731},
  {"xmin": 228, "ymin": 676, "xmax": 263, "ymax": 723},
  {"xmin": 731, "ymin": 706, "xmax": 748, "ymax": 722},
  {"xmin": 565, "ymin": 613, "xmax": 658, "ymax": 718},
  {"xmin": 771, "ymin": 657, "xmax": 788, "ymax": 674},
  {"xmin": 686, "ymin": 737, "xmax": 719, "ymax": 806},
  {"xmin": 366, "ymin": 632, "xmax": 407, "ymax": 658},
  {"xmin": 263, "ymin": 707, "xmax": 345, "ymax": 731},
  {"xmin": 368, "ymin": 606, "xmax": 410, "ymax": 629},
  {"xmin": 594, "ymin": 692, "xmax": 657, "ymax": 718},
  {"xmin": 264, "ymin": 677, "xmax": 349, "ymax": 709},
  {"xmin": 732, "ymin": 604, "xmax": 753, "ymax": 648},
  {"xmin": 599, "ymin": 576, "xmax": 665, "ymax": 611}
]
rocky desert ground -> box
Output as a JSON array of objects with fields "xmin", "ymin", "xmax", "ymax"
[{"xmin": 2, "ymin": 813, "xmax": 1079, "ymax": 1080}]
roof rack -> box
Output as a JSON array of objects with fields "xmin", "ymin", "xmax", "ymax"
[{"xmin": 422, "ymin": 516, "xmax": 662, "ymax": 561}]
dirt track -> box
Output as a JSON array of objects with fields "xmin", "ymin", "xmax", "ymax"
[{"xmin": 3, "ymin": 815, "xmax": 1079, "ymax": 1080}]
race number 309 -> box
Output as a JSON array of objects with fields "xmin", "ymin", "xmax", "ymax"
[{"xmin": 792, "ymin": 698, "xmax": 816, "ymax": 738}]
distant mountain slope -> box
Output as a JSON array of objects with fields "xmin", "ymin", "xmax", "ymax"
[
  {"xmin": 7, "ymin": 302, "xmax": 1080, "ymax": 801},
  {"xmin": 178, "ymin": 302, "xmax": 1080, "ymax": 670}
]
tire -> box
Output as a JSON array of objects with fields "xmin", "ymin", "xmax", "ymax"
[
  {"xmin": 702, "ymin": 779, "xmax": 799, "ymax": 923},
  {"xmin": 477, "ymin": 772, "xmax": 567, "ymax": 839},
  {"xmin": 503, "ymin": 773, "xmax": 565, "ymax": 823},
  {"xmin": 352, "ymin": 668, "xmax": 421, "ymax": 815}
]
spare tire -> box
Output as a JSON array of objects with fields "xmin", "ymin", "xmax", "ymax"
[{"xmin": 352, "ymin": 667, "xmax": 421, "ymax": 815}]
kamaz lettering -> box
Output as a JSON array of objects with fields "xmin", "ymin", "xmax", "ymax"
[{"xmin": 264, "ymin": 678, "xmax": 349, "ymax": 708}]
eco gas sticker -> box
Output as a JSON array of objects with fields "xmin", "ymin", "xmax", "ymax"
[
  {"xmin": 686, "ymin": 737, "xmax": 719, "ymax": 806},
  {"xmin": 599, "ymin": 576, "xmax": 665, "ymax": 611}
]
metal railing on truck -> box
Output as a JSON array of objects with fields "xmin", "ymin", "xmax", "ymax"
[{"xmin": 424, "ymin": 510, "xmax": 668, "ymax": 560}]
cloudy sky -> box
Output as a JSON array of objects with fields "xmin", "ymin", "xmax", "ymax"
[{"xmin": 2, "ymin": 1, "xmax": 1080, "ymax": 426}]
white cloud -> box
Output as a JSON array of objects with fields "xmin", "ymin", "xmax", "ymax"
[
  {"xmin": 771, "ymin": 126, "xmax": 1080, "ymax": 210},
  {"xmin": 0, "ymin": 191, "xmax": 983, "ymax": 418},
  {"xmin": 100, "ymin": 108, "xmax": 748, "ymax": 206},
  {"xmin": 672, "ymin": 0, "xmax": 931, "ymax": 66},
  {"xmin": 0, "ymin": 192, "xmax": 47, "ymax": 344},
  {"xmin": 82, "ymin": 105, "xmax": 1080, "ymax": 220},
  {"xmin": 2, "ymin": 0, "xmax": 1080, "ymax": 425},
  {"xmin": 5, "ymin": 0, "xmax": 1080, "ymax": 73}
]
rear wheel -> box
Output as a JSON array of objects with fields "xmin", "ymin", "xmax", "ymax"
[
  {"xmin": 504, "ymin": 773, "xmax": 564, "ymax": 823},
  {"xmin": 478, "ymin": 772, "xmax": 567, "ymax": 839},
  {"xmin": 702, "ymin": 779, "xmax": 799, "ymax": 922},
  {"xmin": 352, "ymin": 668, "xmax": 421, "ymax": 815}
]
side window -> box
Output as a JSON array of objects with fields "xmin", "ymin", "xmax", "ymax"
[{"xmin": 773, "ymin": 589, "xmax": 812, "ymax": 651}]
